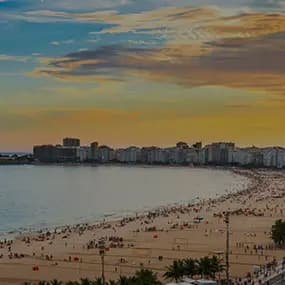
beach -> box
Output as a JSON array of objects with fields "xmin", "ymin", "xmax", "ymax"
[{"xmin": 0, "ymin": 168, "xmax": 284, "ymax": 284}]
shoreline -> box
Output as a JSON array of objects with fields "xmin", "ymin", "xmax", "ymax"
[
  {"xmin": 1, "ymin": 160, "xmax": 285, "ymax": 172},
  {"xmin": 0, "ymin": 167, "xmax": 250, "ymax": 241}
]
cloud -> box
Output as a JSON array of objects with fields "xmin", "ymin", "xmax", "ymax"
[
  {"xmin": 32, "ymin": 7, "xmax": 285, "ymax": 94},
  {"xmin": 31, "ymin": 53, "xmax": 126, "ymax": 82},
  {"xmin": 0, "ymin": 54, "xmax": 30, "ymax": 62},
  {"xmin": 39, "ymin": 0, "xmax": 131, "ymax": 11},
  {"xmin": 50, "ymin": 41, "xmax": 60, "ymax": 46},
  {"xmin": 5, "ymin": 0, "xmax": 285, "ymax": 13},
  {"xmin": 250, "ymin": 0, "xmax": 285, "ymax": 9},
  {"xmin": 23, "ymin": 7, "xmax": 219, "ymax": 44},
  {"xmin": 22, "ymin": 6, "xmax": 285, "ymax": 45},
  {"xmin": 35, "ymin": 35, "xmax": 285, "ymax": 92},
  {"xmin": 2, "ymin": 0, "xmax": 285, "ymax": 27},
  {"xmin": 50, "ymin": 39, "xmax": 74, "ymax": 46}
]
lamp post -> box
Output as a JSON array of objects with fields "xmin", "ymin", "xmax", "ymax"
[
  {"xmin": 98, "ymin": 238, "xmax": 106, "ymax": 285},
  {"xmin": 224, "ymin": 212, "xmax": 230, "ymax": 285}
]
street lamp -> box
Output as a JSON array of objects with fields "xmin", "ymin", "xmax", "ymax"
[{"xmin": 224, "ymin": 212, "xmax": 230, "ymax": 285}]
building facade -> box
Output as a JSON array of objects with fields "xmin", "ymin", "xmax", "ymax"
[
  {"xmin": 63, "ymin": 137, "xmax": 80, "ymax": 147},
  {"xmin": 33, "ymin": 138, "xmax": 285, "ymax": 169}
]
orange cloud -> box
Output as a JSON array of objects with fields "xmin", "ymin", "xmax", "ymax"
[
  {"xmin": 33, "ymin": 30, "xmax": 285, "ymax": 94},
  {"xmin": 30, "ymin": 6, "xmax": 285, "ymax": 94}
]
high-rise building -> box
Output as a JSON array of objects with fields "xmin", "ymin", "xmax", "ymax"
[
  {"xmin": 57, "ymin": 147, "xmax": 79, "ymax": 162},
  {"xmin": 97, "ymin": 145, "xmax": 114, "ymax": 163},
  {"xmin": 192, "ymin": 142, "xmax": 202, "ymax": 149},
  {"xmin": 33, "ymin": 145, "xmax": 58, "ymax": 162},
  {"xmin": 78, "ymin": 146, "xmax": 92, "ymax": 162},
  {"xmin": 185, "ymin": 148, "xmax": 200, "ymax": 164},
  {"xmin": 176, "ymin": 142, "xmax": 189, "ymax": 149},
  {"xmin": 233, "ymin": 148, "xmax": 254, "ymax": 166},
  {"xmin": 125, "ymin": 147, "xmax": 141, "ymax": 163},
  {"xmin": 90, "ymin": 142, "xmax": 99, "ymax": 160},
  {"xmin": 205, "ymin": 142, "xmax": 235, "ymax": 165},
  {"xmin": 262, "ymin": 147, "xmax": 285, "ymax": 169},
  {"xmin": 33, "ymin": 145, "xmax": 79, "ymax": 163},
  {"xmin": 63, "ymin": 137, "xmax": 80, "ymax": 147}
]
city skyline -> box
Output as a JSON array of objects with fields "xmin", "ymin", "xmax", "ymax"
[
  {"xmin": 31, "ymin": 138, "xmax": 285, "ymax": 168},
  {"xmin": 1, "ymin": 0, "xmax": 285, "ymax": 151},
  {"xmin": 3, "ymin": 138, "xmax": 285, "ymax": 153},
  {"xmin": 33, "ymin": 138, "xmax": 285, "ymax": 150}
]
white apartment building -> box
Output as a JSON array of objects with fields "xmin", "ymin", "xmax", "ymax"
[
  {"xmin": 115, "ymin": 148, "xmax": 126, "ymax": 162},
  {"xmin": 77, "ymin": 146, "xmax": 92, "ymax": 162},
  {"xmin": 185, "ymin": 148, "xmax": 199, "ymax": 164},
  {"xmin": 146, "ymin": 147, "xmax": 166, "ymax": 164},
  {"xmin": 233, "ymin": 148, "xmax": 254, "ymax": 166},
  {"xmin": 263, "ymin": 147, "xmax": 285, "ymax": 169},
  {"xmin": 125, "ymin": 147, "xmax": 141, "ymax": 163},
  {"xmin": 205, "ymin": 143, "xmax": 235, "ymax": 164},
  {"xmin": 97, "ymin": 146, "xmax": 114, "ymax": 163}
]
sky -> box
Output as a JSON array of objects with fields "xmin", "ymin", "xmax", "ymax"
[{"xmin": 1, "ymin": 0, "xmax": 285, "ymax": 151}]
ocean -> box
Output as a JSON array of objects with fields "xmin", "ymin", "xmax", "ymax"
[{"xmin": 0, "ymin": 165, "xmax": 248, "ymax": 235}]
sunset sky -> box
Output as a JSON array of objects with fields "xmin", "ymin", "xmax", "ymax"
[{"xmin": 1, "ymin": 0, "xmax": 285, "ymax": 151}]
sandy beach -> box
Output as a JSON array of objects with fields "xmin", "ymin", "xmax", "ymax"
[{"xmin": 0, "ymin": 168, "xmax": 284, "ymax": 284}]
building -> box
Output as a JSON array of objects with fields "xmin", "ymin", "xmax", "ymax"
[
  {"xmin": 90, "ymin": 142, "xmax": 99, "ymax": 161},
  {"xmin": 97, "ymin": 146, "xmax": 114, "ymax": 163},
  {"xmin": 185, "ymin": 148, "xmax": 200, "ymax": 165},
  {"xmin": 166, "ymin": 147, "xmax": 186, "ymax": 164},
  {"xmin": 115, "ymin": 147, "xmax": 141, "ymax": 163},
  {"xmin": 33, "ymin": 145, "xmax": 59, "ymax": 162},
  {"xmin": 115, "ymin": 148, "xmax": 126, "ymax": 162},
  {"xmin": 205, "ymin": 142, "xmax": 235, "ymax": 165},
  {"xmin": 276, "ymin": 148, "xmax": 285, "ymax": 169},
  {"xmin": 57, "ymin": 147, "xmax": 78, "ymax": 162},
  {"xmin": 263, "ymin": 147, "xmax": 285, "ymax": 169},
  {"xmin": 233, "ymin": 148, "xmax": 254, "ymax": 166},
  {"xmin": 248, "ymin": 147, "xmax": 264, "ymax": 167},
  {"xmin": 125, "ymin": 147, "xmax": 141, "ymax": 163},
  {"xmin": 176, "ymin": 142, "xmax": 189, "ymax": 149},
  {"xmin": 146, "ymin": 147, "xmax": 160, "ymax": 164},
  {"xmin": 63, "ymin": 137, "xmax": 80, "ymax": 147},
  {"xmin": 78, "ymin": 146, "xmax": 92, "ymax": 162},
  {"xmin": 198, "ymin": 148, "xmax": 207, "ymax": 164},
  {"xmin": 33, "ymin": 145, "xmax": 79, "ymax": 163},
  {"xmin": 33, "ymin": 138, "xmax": 285, "ymax": 169},
  {"xmin": 192, "ymin": 142, "xmax": 202, "ymax": 149},
  {"xmin": 140, "ymin": 147, "xmax": 167, "ymax": 164}
]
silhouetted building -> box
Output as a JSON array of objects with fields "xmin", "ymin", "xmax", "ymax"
[
  {"xmin": 63, "ymin": 137, "xmax": 80, "ymax": 147},
  {"xmin": 176, "ymin": 142, "xmax": 189, "ymax": 149},
  {"xmin": 205, "ymin": 142, "xmax": 235, "ymax": 165},
  {"xmin": 57, "ymin": 147, "xmax": 78, "ymax": 162},
  {"xmin": 97, "ymin": 146, "xmax": 114, "ymax": 163},
  {"xmin": 33, "ymin": 145, "xmax": 79, "ymax": 163},
  {"xmin": 33, "ymin": 138, "xmax": 285, "ymax": 168},
  {"xmin": 90, "ymin": 142, "xmax": 99, "ymax": 160},
  {"xmin": 33, "ymin": 145, "xmax": 58, "ymax": 162},
  {"xmin": 192, "ymin": 142, "xmax": 202, "ymax": 149}
]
